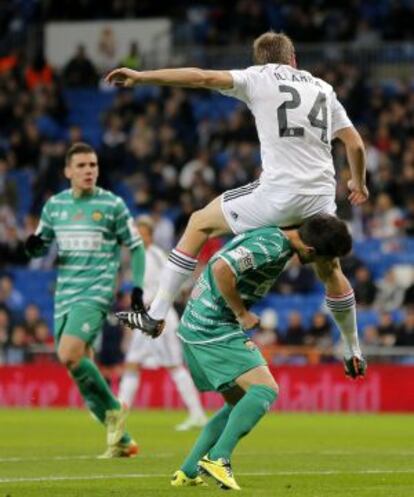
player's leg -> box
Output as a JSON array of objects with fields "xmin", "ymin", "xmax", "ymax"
[
  {"xmin": 314, "ymin": 258, "xmax": 361, "ymax": 358},
  {"xmin": 175, "ymin": 386, "xmax": 244, "ymax": 486},
  {"xmin": 56, "ymin": 307, "xmax": 133, "ymax": 450},
  {"xmin": 208, "ymin": 365, "xmax": 278, "ymax": 461},
  {"xmin": 150, "ymin": 195, "xmax": 230, "ymax": 320},
  {"xmin": 118, "ymin": 362, "xmax": 141, "ymax": 408}
]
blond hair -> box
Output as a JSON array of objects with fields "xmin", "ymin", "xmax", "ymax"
[{"xmin": 253, "ymin": 32, "xmax": 295, "ymax": 65}]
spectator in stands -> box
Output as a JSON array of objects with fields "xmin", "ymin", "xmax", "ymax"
[
  {"xmin": 62, "ymin": 44, "xmax": 98, "ymax": 87},
  {"xmin": 403, "ymin": 282, "xmax": 414, "ymax": 308},
  {"xmin": 362, "ymin": 325, "xmax": 380, "ymax": 346},
  {"xmin": 32, "ymin": 320, "xmax": 54, "ymax": 348},
  {"xmin": 275, "ymin": 255, "xmax": 316, "ymax": 294},
  {"xmin": 0, "ymin": 156, "xmax": 17, "ymax": 210},
  {"xmin": 369, "ymin": 193, "xmax": 404, "ymax": 238},
  {"xmin": 96, "ymin": 26, "xmax": 117, "ymax": 72},
  {"xmin": 404, "ymin": 197, "xmax": 414, "ymax": 237},
  {"xmin": 374, "ymin": 268, "xmax": 406, "ymax": 312},
  {"xmin": 377, "ymin": 312, "xmax": 397, "ymax": 347},
  {"xmin": 24, "ymin": 52, "xmax": 53, "ymax": 91},
  {"xmin": 395, "ymin": 310, "xmax": 414, "ymax": 347},
  {"xmin": 308, "ymin": 313, "xmax": 333, "ymax": 350},
  {"xmin": 22, "ymin": 303, "xmax": 42, "ymax": 340},
  {"xmin": 353, "ymin": 266, "xmax": 377, "ymax": 307},
  {"xmin": 0, "ymin": 307, "xmax": 11, "ymax": 347},
  {"xmin": 284, "ymin": 311, "xmax": 306, "ymax": 346},
  {"xmin": 120, "ymin": 41, "xmax": 142, "ymax": 70},
  {"xmin": 150, "ymin": 200, "xmax": 175, "ymax": 251},
  {"xmin": 0, "ymin": 275, "xmax": 25, "ymax": 313},
  {"xmin": 253, "ymin": 309, "xmax": 280, "ymax": 347},
  {"xmin": 5, "ymin": 324, "xmax": 28, "ymax": 364}
]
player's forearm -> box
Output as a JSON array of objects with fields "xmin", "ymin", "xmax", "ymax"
[
  {"xmin": 213, "ymin": 262, "xmax": 247, "ymax": 317},
  {"xmin": 126, "ymin": 68, "xmax": 232, "ymax": 89},
  {"xmin": 346, "ymin": 143, "xmax": 366, "ymax": 188},
  {"xmin": 130, "ymin": 244, "xmax": 146, "ymax": 290}
]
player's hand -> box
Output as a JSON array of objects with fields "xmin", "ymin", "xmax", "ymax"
[
  {"xmin": 105, "ymin": 67, "xmax": 138, "ymax": 87},
  {"xmin": 24, "ymin": 234, "xmax": 45, "ymax": 256},
  {"xmin": 236, "ymin": 310, "xmax": 260, "ymax": 331},
  {"xmin": 347, "ymin": 180, "xmax": 369, "ymax": 206},
  {"xmin": 343, "ymin": 355, "xmax": 367, "ymax": 379},
  {"xmin": 131, "ymin": 287, "xmax": 145, "ymax": 312}
]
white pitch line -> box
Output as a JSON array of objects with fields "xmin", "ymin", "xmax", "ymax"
[
  {"xmin": 1, "ymin": 469, "xmax": 414, "ymax": 484},
  {"xmin": 0, "ymin": 453, "xmax": 174, "ymax": 463},
  {"xmin": 1, "ymin": 450, "xmax": 413, "ymax": 464}
]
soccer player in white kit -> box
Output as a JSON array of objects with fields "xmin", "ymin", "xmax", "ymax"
[
  {"xmin": 118, "ymin": 215, "xmax": 207, "ymax": 431},
  {"xmin": 107, "ymin": 32, "xmax": 368, "ymax": 364}
]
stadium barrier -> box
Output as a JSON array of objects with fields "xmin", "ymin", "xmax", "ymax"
[{"xmin": 1, "ymin": 363, "xmax": 413, "ymax": 412}]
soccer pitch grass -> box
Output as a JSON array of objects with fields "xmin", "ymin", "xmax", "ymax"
[{"xmin": 0, "ymin": 409, "xmax": 413, "ymax": 496}]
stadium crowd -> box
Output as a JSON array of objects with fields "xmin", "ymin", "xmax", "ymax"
[{"xmin": 0, "ymin": 2, "xmax": 414, "ymax": 365}]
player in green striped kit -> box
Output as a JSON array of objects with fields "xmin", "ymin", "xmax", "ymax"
[
  {"xmin": 120, "ymin": 214, "xmax": 366, "ymax": 489},
  {"xmin": 25, "ymin": 142, "xmax": 146, "ymax": 458}
]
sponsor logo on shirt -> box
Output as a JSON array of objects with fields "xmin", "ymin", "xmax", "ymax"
[
  {"xmin": 72, "ymin": 210, "xmax": 85, "ymax": 221},
  {"xmin": 56, "ymin": 231, "xmax": 103, "ymax": 251},
  {"xmin": 81, "ymin": 322, "xmax": 91, "ymax": 333},
  {"xmin": 228, "ymin": 246, "xmax": 254, "ymax": 272}
]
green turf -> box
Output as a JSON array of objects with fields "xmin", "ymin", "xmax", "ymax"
[{"xmin": 0, "ymin": 409, "xmax": 413, "ymax": 496}]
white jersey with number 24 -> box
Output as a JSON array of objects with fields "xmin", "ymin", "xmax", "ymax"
[{"xmin": 220, "ymin": 64, "xmax": 352, "ymax": 195}]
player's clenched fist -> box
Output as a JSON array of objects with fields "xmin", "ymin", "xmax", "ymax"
[{"xmin": 105, "ymin": 67, "xmax": 138, "ymax": 87}]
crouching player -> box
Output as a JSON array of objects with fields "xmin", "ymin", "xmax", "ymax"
[{"xmin": 118, "ymin": 214, "xmax": 367, "ymax": 489}]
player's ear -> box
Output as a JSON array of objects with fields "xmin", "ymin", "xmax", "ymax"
[{"xmin": 64, "ymin": 165, "xmax": 71, "ymax": 180}]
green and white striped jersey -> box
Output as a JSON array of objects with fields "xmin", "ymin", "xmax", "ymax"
[
  {"xmin": 179, "ymin": 226, "xmax": 293, "ymax": 343},
  {"xmin": 36, "ymin": 187, "xmax": 142, "ymax": 319}
]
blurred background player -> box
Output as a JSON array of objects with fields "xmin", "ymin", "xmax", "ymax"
[
  {"xmin": 106, "ymin": 32, "xmax": 369, "ymax": 367},
  {"xmin": 25, "ymin": 142, "xmax": 146, "ymax": 458},
  {"xmin": 118, "ymin": 215, "xmax": 207, "ymax": 431}
]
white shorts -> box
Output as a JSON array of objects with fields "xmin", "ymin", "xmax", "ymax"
[
  {"xmin": 125, "ymin": 309, "xmax": 182, "ymax": 368},
  {"xmin": 221, "ymin": 181, "xmax": 337, "ymax": 233}
]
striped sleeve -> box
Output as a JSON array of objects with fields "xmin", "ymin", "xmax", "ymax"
[
  {"xmin": 35, "ymin": 200, "xmax": 55, "ymax": 248},
  {"xmin": 114, "ymin": 198, "xmax": 142, "ymax": 249},
  {"xmin": 219, "ymin": 236, "xmax": 284, "ymax": 277}
]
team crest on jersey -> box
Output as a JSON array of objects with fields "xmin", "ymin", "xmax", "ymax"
[
  {"xmin": 60, "ymin": 211, "xmax": 68, "ymax": 220},
  {"xmin": 228, "ymin": 246, "xmax": 255, "ymax": 272},
  {"xmin": 92, "ymin": 210, "xmax": 103, "ymax": 222}
]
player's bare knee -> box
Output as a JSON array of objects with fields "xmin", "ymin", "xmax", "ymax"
[
  {"xmin": 314, "ymin": 257, "xmax": 341, "ymax": 282},
  {"xmin": 57, "ymin": 343, "xmax": 84, "ymax": 369}
]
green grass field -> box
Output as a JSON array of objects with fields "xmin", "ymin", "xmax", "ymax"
[{"xmin": 0, "ymin": 409, "xmax": 413, "ymax": 496}]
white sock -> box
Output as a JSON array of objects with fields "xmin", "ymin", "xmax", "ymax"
[
  {"xmin": 149, "ymin": 248, "xmax": 197, "ymax": 320},
  {"xmin": 170, "ymin": 366, "xmax": 206, "ymax": 419},
  {"xmin": 326, "ymin": 290, "xmax": 361, "ymax": 359},
  {"xmin": 118, "ymin": 370, "xmax": 140, "ymax": 408}
]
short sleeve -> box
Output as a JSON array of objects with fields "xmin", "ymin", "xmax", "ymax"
[
  {"xmin": 219, "ymin": 235, "xmax": 286, "ymax": 277},
  {"xmin": 218, "ymin": 68, "xmax": 254, "ymax": 104},
  {"xmin": 114, "ymin": 198, "xmax": 143, "ymax": 249},
  {"xmin": 331, "ymin": 92, "xmax": 353, "ymax": 135}
]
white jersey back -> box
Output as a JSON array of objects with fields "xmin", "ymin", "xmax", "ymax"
[{"xmin": 220, "ymin": 64, "xmax": 352, "ymax": 195}]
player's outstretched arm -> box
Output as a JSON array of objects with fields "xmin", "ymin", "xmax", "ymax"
[
  {"xmin": 105, "ymin": 67, "xmax": 233, "ymax": 90},
  {"xmin": 212, "ymin": 259, "xmax": 259, "ymax": 330},
  {"xmin": 335, "ymin": 127, "xmax": 369, "ymax": 206}
]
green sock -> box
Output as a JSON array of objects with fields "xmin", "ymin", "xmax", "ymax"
[
  {"xmin": 181, "ymin": 404, "xmax": 233, "ymax": 478},
  {"xmin": 209, "ymin": 385, "xmax": 277, "ymax": 461},
  {"xmin": 70, "ymin": 357, "xmax": 121, "ymax": 421}
]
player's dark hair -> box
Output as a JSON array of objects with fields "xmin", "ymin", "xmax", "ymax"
[
  {"xmin": 253, "ymin": 32, "xmax": 295, "ymax": 65},
  {"xmin": 65, "ymin": 142, "xmax": 96, "ymax": 165},
  {"xmin": 298, "ymin": 214, "xmax": 352, "ymax": 258}
]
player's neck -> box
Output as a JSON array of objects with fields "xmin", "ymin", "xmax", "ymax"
[{"xmin": 72, "ymin": 186, "xmax": 96, "ymax": 198}]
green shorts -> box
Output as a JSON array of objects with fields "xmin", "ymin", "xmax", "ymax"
[
  {"xmin": 54, "ymin": 305, "xmax": 106, "ymax": 346},
  {"xmin": 181, "ymin": 332, "xmax": 267, "ymax": 393}
]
